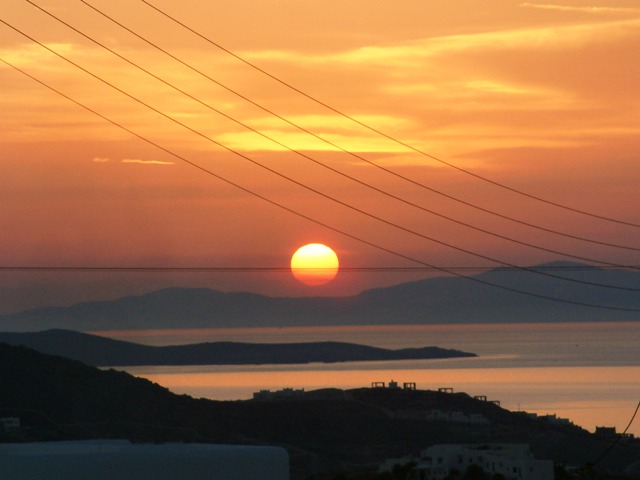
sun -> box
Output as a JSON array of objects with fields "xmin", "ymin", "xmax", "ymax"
[{"xmin": 290, "ymin": 243, "xmax": 340, "ymax": 286}]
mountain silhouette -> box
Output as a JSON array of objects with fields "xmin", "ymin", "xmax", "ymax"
[
  {"xmin": 0, "ymin": 262, "xmax": 638, "ymax": 331},
  {"xmin": 0, "ymin": 329, "xmax": 475, "ymax": 366}
]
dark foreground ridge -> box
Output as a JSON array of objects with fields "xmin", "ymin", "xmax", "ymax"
[
  {"xmin": 0, "ymin": 329, "xmax": 475, "ymax": 366},
  {"xmin": 1, "ymin": 342, "xmax": 639, "ymax": 479}
]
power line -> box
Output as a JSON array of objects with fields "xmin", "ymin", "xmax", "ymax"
[
  {"xmin": 2, "ymin": 55, "xmax": 638, "ymax": 313},
  {"xmin": 3, "ymin": 14, "xmax": 637, "ymax": 294},
  {"xmin": 139, "ymin": 0, "xmax": 640, "ymax": 230},
  {"xmin": 81, "ymin": 0, "xmax": 639, "ymax": 252},
  {"xmin": 20, "ymin": 0, "xmax": 636, "ymax": 277},
  {"xmin": 2, "ymin": 265, "xmax": 637, "ymax": 273},
  {"xmin": 64, "ymin": 2, "xmax": 638, "ymax": 264}
]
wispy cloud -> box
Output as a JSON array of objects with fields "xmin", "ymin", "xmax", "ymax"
[
  {"xmin": 121, "ymin": 158, "xmax": 175, "ymax": 166},
  {"xmin": 519, "ymin": 3, "xmax": 640, "ymax": 14},
  {"xmin": 0, "ymin": 42, "xmax": 74, "ymax": 67},
  {"xmin": 247, "ymin": 16, "xmax": 640, "ymax": 68},
  {"xmin": 0, "ymin": 42, "xmax": 115, "ymax": 73},
  {"xmin": 92, "ymin": 157, "xmax": 174, "ymax": 165},
  {"xmin": 217, "ymin": 130, "xmax": 407, "ymax": 153}
]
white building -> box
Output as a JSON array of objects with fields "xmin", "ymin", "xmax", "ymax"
[
  {"xmin": 0, "ymin": 440, "xmax": 289, "ymax": 480},
  {"xmin": 0, "ymin": 417, "xmax": 20, "ymax": 430},
  {"xmin": 422, "ymin": 409, "xmax": 490, "ymax": 425},
  {"xmin": 413, "ymin": 444, "xmax": 553, "ymax": 480}
]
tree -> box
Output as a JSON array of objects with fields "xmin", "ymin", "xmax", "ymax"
[
  {"xmin": 391, "ymin": 461, "xmax": 416, "ymax": 480},
  {"xmin": 462, "ymin": 464, "xmax": 489, "ymax": 480},
  {"xmin": 443, "ymin": 469, "xmax": 461, "ymax": 480}
]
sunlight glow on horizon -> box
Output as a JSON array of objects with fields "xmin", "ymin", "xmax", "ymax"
[{"xmin": 0, "ymin": 0, "xmax": 638, "ymax": 308}]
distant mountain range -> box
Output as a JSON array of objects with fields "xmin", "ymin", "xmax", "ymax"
[
  {"xmin": 0, "ymin": 262, "xmax": 638, "ymax": 332},
  {"xmin": 0, "ymin": 329, "xmax": 475, "ymax": 366}
]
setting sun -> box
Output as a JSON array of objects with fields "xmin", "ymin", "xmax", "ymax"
[{"xmin": 290, "ymin": 243, "xmax": 339, "ymax": 286}]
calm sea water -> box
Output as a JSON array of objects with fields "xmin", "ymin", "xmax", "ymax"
[{"xmin": 96, "ymin": 322, "xmax": 640, "ymax": 436}]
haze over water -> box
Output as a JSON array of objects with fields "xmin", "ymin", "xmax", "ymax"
[{"xmin": 99, "ymin": 321, "xmax": 640, "ymax": 437}]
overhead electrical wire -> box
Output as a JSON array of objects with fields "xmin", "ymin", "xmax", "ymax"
[
  {"xmin": 3, "ymin": 13, "xmax": 637, "ymax": 295},
  {"xmin": 80, "ymin": 0, "xmax": 639, "ymax": 253},
  {"xmin": 139, "ymin": 0, "xmax": 640, "ymax": 230},
  {"xmin": 2, "ymin": 265, "xmax": 637, "ymax": 273},
  {"xmin": 4, "ymin": 4, "xmax": 638, "ymax": 450},
  {"xmin": 2, "ymin": 55, "xmax": 639, "ymax": 313},
  {"xmin": 20, "ymin": 1, "xmax": 637, "ymax": 283},
  {"xmin": 65, "ymin": 2, "xmax": 640, "ymax": 265}
]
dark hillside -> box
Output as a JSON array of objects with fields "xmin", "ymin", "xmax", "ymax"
[
  {"xmin": 1, "ymin": 343, "xmax": 639, "ymax": 478},
  {"xmin": 0, "ymin": 343, "xmax": 206, "ymax": 442}
]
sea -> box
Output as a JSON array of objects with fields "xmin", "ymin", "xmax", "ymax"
[{"xmin": 95, "ymin": 321, "xmax": 640, "ymax": 437}]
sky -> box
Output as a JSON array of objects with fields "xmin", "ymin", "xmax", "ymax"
[{"xmin": 0, "ymin": 0, "xmax": 639, "ymax": 314}]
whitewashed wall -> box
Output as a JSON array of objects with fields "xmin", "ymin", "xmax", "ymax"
[{"xmin": 0, "ymin": 441, "xmax": 289, "ymax": 480}]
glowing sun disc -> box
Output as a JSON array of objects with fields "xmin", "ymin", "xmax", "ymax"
[{"xmin": 290, "ymin": 243, "xmax": 339, "ymax": 286}]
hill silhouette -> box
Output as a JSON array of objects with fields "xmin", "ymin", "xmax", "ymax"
[
  {"xmin": 0, "ymin": 329, "xmax": 475, "ymax": 366},
  {"xmin": 2, "ymin": 342, "xmax": 640, "ymax": 478},
  {"xmin": 1, "ymin": 262, "xmax": 638, "ymax": 332}
]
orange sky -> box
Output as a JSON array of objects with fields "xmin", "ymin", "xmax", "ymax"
[{"xmin": 0, "ymin": 0, "xmax": 639, "ymax": 313}]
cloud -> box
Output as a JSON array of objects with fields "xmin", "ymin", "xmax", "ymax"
[
  {"xmin": 519, "ymin": 3, "xmax": 640, "ymax": 15},
  {"xmin": 216, "ymin": 130, "xmax": 407, "ymax": 153},
  {"xmin": 121, "ymin": 158, "xmax": 175, "ymax": 166},
  {"xmin": 0, "ymin": 43, "xmax": 76, "ymax": 69},
  {"xmin": 91, "ymin": 157, "xmax": 174, "ymax": 165},
  {"xmin": 246, "ymin": 14, "xmax": 640, "ymax": 68}
]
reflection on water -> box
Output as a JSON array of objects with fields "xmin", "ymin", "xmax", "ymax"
[{"xmin": 99, "ymin": 322, "xmax": 640, "ymax": 436}]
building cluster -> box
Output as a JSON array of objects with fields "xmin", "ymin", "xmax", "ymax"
[
  {"xmin": 371, "ymin": 380, "xmax": 416, "ymax": 390},
  {"xmin": 371, "ymin": 382, "xmax": 502, "ymax": 405},
  {"xmin": 595, "ymin": 426, "xmax": 635, "ymax": 440},
  {"xmin": 380, "ymin": 443, "xmax": 553, "ymax": 480},
  {"xmin": 395, "ymin": 409, "xmax": 490, "ymax": 425},
  {"xmin": 524, "ymin": 412, "xmax": 574, "ymax": 427},
  {"xmin": 438, "ymin": 388, "xmax": 501, "ymax": 406},
  {"xmin": 252, "ymin": 387, "xmax": 305, "ymax": 401},
  {"xmin": 0, "ymin": 417, "xmax": 20, "ymax": 431}
]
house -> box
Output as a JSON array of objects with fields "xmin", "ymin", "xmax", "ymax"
[
  {"xmin": 371, "ymin": 380, "xmax": 417, "ymax": 390},
  {"xmin": 253, "ymin": 387, "xmax": 305, "ymax": 400},
  {"xmin": 384, "ymin": 444, "xmax": 553, "ymax": 480},
  {"xmin": 0, "ymin": 417, "xmax": 20, "ymax": 430},
  {"xmin": 418, "ymin": 409, "xmax": 489, "ymax": 425},
  {"xmin": 595, "ymin": 426, "xmax": 617, "ymax": 438}
]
